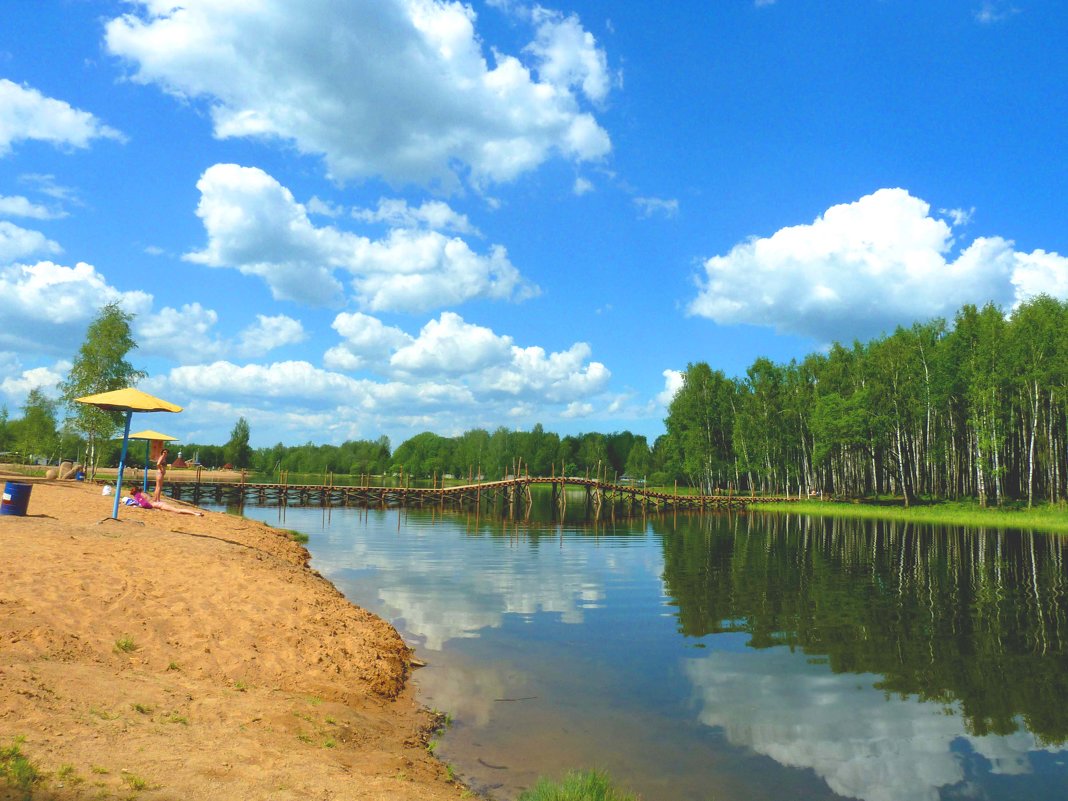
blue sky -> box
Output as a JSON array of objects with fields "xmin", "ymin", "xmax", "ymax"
[{"xmin": 2, "ymin": 0, "xmax": 1066, "ymax": 448}]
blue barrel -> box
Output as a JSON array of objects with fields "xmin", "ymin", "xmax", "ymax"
[{"xmin": 1, "ymin": 482, "xmax": 32, "ymax": 516}]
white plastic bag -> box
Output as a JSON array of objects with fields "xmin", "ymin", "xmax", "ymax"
[{"xmin": 102, "ymin": 485, "xmax": 113, "ymax": 496}]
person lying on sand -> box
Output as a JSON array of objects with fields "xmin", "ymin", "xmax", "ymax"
[{"xmin": 127, "ymin": 486, "xmax": 204, "ymax": 516}]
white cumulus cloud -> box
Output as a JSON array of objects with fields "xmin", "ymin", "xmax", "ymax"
[
  {"xmin": 0, "ymin": 261, "xmax": 151, "ymax": 353},
  {"xmin": 157, "ymin": 308, "xmax": 613, "ymax": 439},
  {"xmin": 327, "ymin": 309, "xmax": 610, "ymax": 404},
  {"xmin": 484, "ymin": 341, "xmax": 610, "ymax": 402},
  {"xmin": 353, "ymin": 198, "xmax": 480, "ymax": 236},
  {"xmin": 1010, "ymin": 249, "xmax": 1068, "ymax": 304},
  {"xmin": 0, "ymin": 79, "xmax": 124, "ymax": 157},
  {"xmin": 657, "ymin": 369, "xmax": 684, "ymax": 407},
  {"xmin": 0, "ymin": 195, "xmax": 65, "ymax": 220},
  {"xmin": 391, "ymin": 312, "xmax": 514, "ymax": 374},
  {"xmin": 0, "ymin": 221, "xmax": 62, "ymax": 262},
  {"xmin": 353, "ymin": 230, "xmax": 534, "ymax": 312},
  {"xmin": 164, "ymin": 360, "xmax": 353, "ymax": 403},
  {"xmin": 136, "ymin": 303, "xmax": 307, "ymax": 363},
  {"xmin": 135, "ymin": 302, "xmax": 221, "ymax": 363},
  {"xmin": 561, "ymin": 400, "xmax": 594, "ymax": 418},
  {"xmin": 324, "ymin": 312, "xmax": 413, "ymax": 371},
  {"xmin": 184, "ymin": 164, "xmax": 345, "ymax": 305},
  {"xmin": 105, "ymin": 0, "xmax": 612, "ymax": 188},
  {"xmin": 235, "ymin": 314, "xmax": 307, "ymax": 357},
  {"xmin": 186, "ymin": 163, "xmax": 537, "ymax": 311},
  {"xmin": 527, "ymin": 7, "xmax": 614, "ymax": 104},
  {"xmin": 689, "ymin": 188, "xmax": 1068, "ymax": 343},
  {"xmin": 0, "ymin": 362, "xmax": 70, "ymax": 404}
]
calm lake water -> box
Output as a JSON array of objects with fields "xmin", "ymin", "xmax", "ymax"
[{"xmin": 216, "ymin": 499, "xmax": 1068, "ymax": 801}]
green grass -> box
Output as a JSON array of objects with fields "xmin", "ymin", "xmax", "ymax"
[
  {"xmin": 89, "ymin": 706, "xmax": 119, "ymax": 721},
  {"xmin": 286, "ymin": 529, "xmax": 310, "ymax": 544},
  {"xmin": 0, "ymin": 738, "xmax": 39, "ymax": 800},
  {"xmin": 114, "ymin": 635, "xmax": 138, "ymax": 653},
  {"xmin": 517, "ymin": 770, "xmax": 640, "ymax": 801},
  {"xmin": 122, "ymin": 772, "xmax": 148, "ymax": 791},
  {"xmin": 758, "ymin": 498, "xmax": 1068, "ymax": 532},
  {"xmin": 56, "ymin": 764, "xmax": 82, "ymax": 784}
]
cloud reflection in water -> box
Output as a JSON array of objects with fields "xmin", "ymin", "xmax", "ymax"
[{"xmin": 684, "ymin": 647, "xmax": 1062, "ymax": 801}]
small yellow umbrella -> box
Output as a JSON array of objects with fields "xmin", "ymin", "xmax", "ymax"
[
  {"xmin": 129, "ymin": 430, "xmax": 179, "ymax": 493},
  {"xmin": 75, "ymin": 388, "xmax": 183, "ymax": 519}
]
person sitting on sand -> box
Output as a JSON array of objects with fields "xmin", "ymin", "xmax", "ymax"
[{"xmin": 128, "ymin": 486, "xmax": 203, "ymax": 516}]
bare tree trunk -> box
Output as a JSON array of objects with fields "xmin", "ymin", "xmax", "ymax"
[
  {"xmin": 1026, "ymin": 380, "xmax": 1039, "ymax": 507},
  {"xmin": 991, "ymin": 405, "xmax": 1003, "ymax": 506},
  {"xmin": 894, "ymin": 420, "xmax": 910, "ymax": 507},
  {"xmin": 975, "ymin": 427, "xmax": 987, "ymax": 508}
]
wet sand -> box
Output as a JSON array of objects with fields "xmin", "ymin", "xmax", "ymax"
[{"xmin": 0, "ymin": 474, "xmax": 464, "ymax": 800}]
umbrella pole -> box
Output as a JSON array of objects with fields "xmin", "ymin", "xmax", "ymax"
[
  {"xmin": 144, "ymin": 440, "xmax": 150, "ymax": 493},
  {"xmin": 112, "ymin": 411, "xmax": 133, "ymax": 519}
]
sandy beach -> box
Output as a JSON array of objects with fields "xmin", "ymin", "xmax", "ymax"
[{"xmin": 0, "ymin": 474, "xmax": 464, "ymax": 800}]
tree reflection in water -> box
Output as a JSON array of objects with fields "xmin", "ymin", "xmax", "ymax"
[{"xmin": 661, "ymin": 512, "xmax": 1068, "ymax": 745}]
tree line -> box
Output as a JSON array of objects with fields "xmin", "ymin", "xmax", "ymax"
[
  {"xmin": 207, "ymin": 427, "xmax": 655, "ymax": 482},
  {"xmin": 664, "ymin": 296, "xmax": 1068, "ymax": 506},
  {"xmin": 384, "ymin": 426, "xmax": 653, "ymax": 481}
]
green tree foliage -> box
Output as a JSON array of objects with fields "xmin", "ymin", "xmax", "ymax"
[
  {"xmin": 59, "ymin": 302, "xmax": 146, "ymax": 472},
  {"xmin": 191, "ymin": 443, "xmax": 226, "ymax": 468},
  {"xmin": 240, "ymin": 437, "xmax": 391, "ymax": 476},
  {"xmin": 14, "ymin": 389, "xmax": 59, "ymax": 462},
  {"xmin": 660, "ymin": 295, "xmax": 1068, "ymax": 504},
  {"xmin": 288, "ymin": 426, "xmax": 662, "ymax": 482},
  {"xmin": 623, "ymin": 436, "xmax": 652, "ymax": 479},
  {"xmin": 391, "ymin": 431, "xmax": 452, "ymax": 477},
  {"xmin": 665, "ymin": 363, "xmax": 736, "ymax": 493},
  {"xmin": 224, "ymin": 417, "xmax": 252, "ymax": 468},
  {"xmin": 0, "ymin": 406, "xmax": 11, "ymax": 455}
]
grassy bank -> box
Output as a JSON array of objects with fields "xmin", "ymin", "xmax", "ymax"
[
  {"xmin": 758, "ymin": 498, "xmax": 1068, "ymax": 533},
  {"xmin": 517, "ymin": 770, "xmax": 640, "ymax": 801}
]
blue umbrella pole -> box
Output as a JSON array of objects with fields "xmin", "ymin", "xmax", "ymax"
[{"xmin": 112, "ymin": 411, "xmax": 133, "ymax": 519}]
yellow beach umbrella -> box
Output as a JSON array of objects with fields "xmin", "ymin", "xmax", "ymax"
[
  {"xmin": 129, "ymin": 429, "xmax": 180, "ymax": 441},
  {"xmin": 75, "ymin": 388, "xmax": 183, "ymax": 519},
  {"xmin": 75, "ymin": 388, "xmax": 182, "ymax": 414},
  {"xmin": 129, "ymin": 430, "xmax": 179, "ymax": 493}
]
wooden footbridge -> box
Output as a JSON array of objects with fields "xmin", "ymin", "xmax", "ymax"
[{"xmin": 166, "ymin": 472, "xmax": 803, "ymax": 517}]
